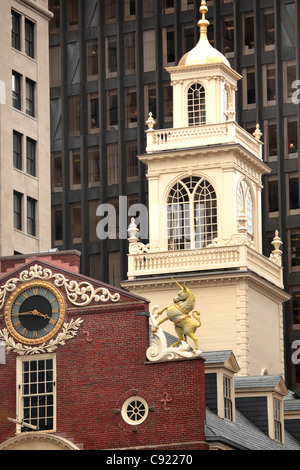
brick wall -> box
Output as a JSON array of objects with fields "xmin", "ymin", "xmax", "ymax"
[{"xmin": 0, "ymin": 255, "xmax": 208, "ymax": 450}]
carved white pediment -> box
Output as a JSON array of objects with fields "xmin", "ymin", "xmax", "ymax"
[{"xmin": 0, "ymin": 264, "xmax": 120, "ymax": 310}]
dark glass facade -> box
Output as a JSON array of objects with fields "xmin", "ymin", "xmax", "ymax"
[{"xmin": 48, "ymin": 0, "xmax": 300, "ymax": 388}]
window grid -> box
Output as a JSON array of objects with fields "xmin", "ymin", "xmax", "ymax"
[
  {"xmin": 188, "ymin": 84, "xmax": 206, "ymax": 126},
  {"xmin": 223, "ymin": 375, "xmax": 233, "ymax": 421},
  {"xmin": 167, "ymin": 177, "xmax": 217, "ymax": 250},
  {"xmin": 273, "ymin": 398, "xmax": 282, "ymax": 442},
  {"xmin": 21, "ymin": 358, "xmax": 55, "ymax": 432}
]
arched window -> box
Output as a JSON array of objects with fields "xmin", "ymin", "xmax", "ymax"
[
  {"xmin": 167, "ymin": 177, "xmax": 217, "ymax": 250},
  {"xmin": 188, "ymin": 84, "xmax": 206, "ymax": 126},
  {"xmin": 237, "ymin": 180, "xmax": 254, "ymax": 236}
]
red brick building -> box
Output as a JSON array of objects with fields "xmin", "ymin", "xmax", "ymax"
[{"xmin": 0, "ymin": 251, "xmax": 207, "ymax": 450}]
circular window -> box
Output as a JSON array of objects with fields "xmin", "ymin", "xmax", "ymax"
[{"xmin": 121, "ymin": 397, "xmax": 149, "ymax": 425}]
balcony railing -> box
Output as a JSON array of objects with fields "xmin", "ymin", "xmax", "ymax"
[
  {"xmin": 127, "ymin": 244, "xmax": 283, "ymax": 288},
  {"xmin": 145, "ymin": 120, "xmax": 263, "ymax": 159}
]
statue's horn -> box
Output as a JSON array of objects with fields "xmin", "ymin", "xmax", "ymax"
[{"xmin": 171, "ymin": 277, "xmax": 183, "ymax": 289}]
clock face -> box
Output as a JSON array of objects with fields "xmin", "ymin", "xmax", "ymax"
[{"xmin": 4, "ymin": 281, "xmax": 65, "ymax": 346}]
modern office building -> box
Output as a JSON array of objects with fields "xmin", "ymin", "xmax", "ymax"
[
  {"xmin": 48, "ymin": 1, "xmax": 300, "ymax": 388},
  {"xmin": 0, "ymin": 0, "xmax": 53, "ymax": 255}
]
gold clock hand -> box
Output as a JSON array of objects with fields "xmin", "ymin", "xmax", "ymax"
[
  {"xmin": 12, "ymin": 311, "xmax": 34, "ymax": 316},
  {"xmin": 12, "ymin": 310, "xmax": 52, "ymax": 320}
]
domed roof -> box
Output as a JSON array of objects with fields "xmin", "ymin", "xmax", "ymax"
[{"xmin": 178, "ymin": 1, "xmax": 231, "ymax": 68}]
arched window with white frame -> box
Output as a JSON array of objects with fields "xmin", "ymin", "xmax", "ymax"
[
  {"xmin": 237, "ymin": 179, "xmax": 254, "ymax": 237},
  {"xmin": 167, "ymin": 176, "xmax": 217, "ymax": 250},
  {"xmin": 187, "ymin": 83, "xmax": 206, "ymax": 126}
]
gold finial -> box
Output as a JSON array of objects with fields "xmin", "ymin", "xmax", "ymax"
[
  {"xmin": 200, "ymin": 0, "xmax": 208, "ymax": 20},
  {"xmin": 198, "ymin": 1, "xmax": 210, "ymax": 40}
]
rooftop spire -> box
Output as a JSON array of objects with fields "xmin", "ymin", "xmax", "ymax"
[
  {"xmin": 198, "ymin": 1, "xmax": 210, "ymax": 41},
  {"xmin": 177, "ymin": 0, "xmax": 231, "ymax": 67}
]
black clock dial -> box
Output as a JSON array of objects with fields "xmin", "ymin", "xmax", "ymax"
[{"xmin": 5, "ymin": 281, "xmax": 65, "ymax": 346}]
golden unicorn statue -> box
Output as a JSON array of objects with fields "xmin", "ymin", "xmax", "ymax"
[{"xmin": 152, "ymin": 279, "xmax": 201, "ymax": 353}]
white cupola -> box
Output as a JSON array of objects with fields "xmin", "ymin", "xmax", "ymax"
[
  {"xmin": 123, "ymin": 1, "xmax": 289, "ymax": 379},
  {"xmin": 167, "ymin": 0, "xmax": 241, "ymax": 128}
]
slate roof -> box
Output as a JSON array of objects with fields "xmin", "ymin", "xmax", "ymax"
[
  {"xmin": 234, "ymin": 375, "xmax": 284, "ymax": 389},
  {"xmin": 202, "ymin": 350, "xmax": 233, "ymax": 364},
  {"xmin": 205, "ymin": 407, "xmax": 300, "ymax": 450}
]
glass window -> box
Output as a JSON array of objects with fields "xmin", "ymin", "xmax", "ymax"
[
  {"xmin": 121, "ymin": 397, "xmax": 149, "ymax": 425},
  {"xmin": 88, "ymin": 93, "xmax": 99, "ymax": 133},
  {"xmin": 107, "ymin": 143, "xmax": 118, "ymax": 185},
  {"xmin": 266, "ymin": 122, "xmax": 277, "ymax": 161},
  {"xmin": 126, "ymin": 140, "xmax": 138, "ymax": 182},
  {"xmin": 284, "ymin": 61, "xmax": 296, "ymax": 103},
  {"xmin": 86, "ymin": 39, "xmax": 98, "ymax": 80},
  {"xmin": 273, "ymin": 398, "xmax": 282, "ymax": 443},
  {"xmin": 67, "ymin": 0, "xmax": 78, "ymax": 30},
  {"xmin": 105, "ymin": 0, "xmax": 116, "ymax": 24},
  {"xmin": 27, "ymin": 197, "xmax": 36, "ymax": 236},
  {"xmin": 11, "ymin": 10, "xmax": 21, "ymax": 50},
  {"xmin": 14, "ymin": 191, "xmax": 23, "ymax": 231},
  {"xmin": 289, "ymin": 229, "xmax": 300, "ymax": 272},
  {"xmin": 106, "ymin": 90, "xmax": 118, "ymax": 131},
  {"xmin": 106, "ymin": 36, "xmax": 117, "ymax": 78},
  {"xmin": 263, "ymin": 65, "xmax": 276, "ymax": 105},
  {"xmin": 162, "ymin": 0, "xmax": 174, "ymax": 14},
  {"xmin": 70, "ymin": 149, "xmax": 81, "ymax": 189},
  {"xmin": 125, "ymin": 88, "xmax": 137, "ymax": 128},
  {"xmin": 287, "ymin": 120, "xmax": 298, "ymax": 156},
  {"xmin": 291, "ymin": 291, "xmax": 300, "ymax": 325},
  {"xmin": 281, "ymin": 2, "xmax": 295, "ymax": 48},
  {"xmin": 49, "ymin": 0, "xmax": 60, "ymax": 33},
  {"xmin": 243, "ymin": 68, "xmax": 256, "ymax": 109},
  {"xmin": 266, "ymin": 177, "xmax": 279, "ymax": 216},
  {"xmin": 13, "ymin": 131, "xmax": 23, "ymax": 170},
  {"xmin": 89, "ymin": 200, "xmax": 99, "ymax": 243},
  {"xmin": 17, "ymin": 356, "xmax": 56, "ymax": 432},
  {"xmin": 182, "ymin": 24, "xmax": 194, "ymax": 57},
  {"xmin": 188, "ymin": 84, "xmax": 206, "ymax": 126},
  {"xmin": 124, "ymin": 0, "xmax": 136, "ymax": 21},
  {"xmin": 124, "ymin": 32, "xmax": 136, "ymax": 75},
  {"xmin": 143, "ymin": 30, "xmax": 156, "ymax": 73},
  {"xmin": 26, "ymin": 137, "xmax": 36, "ymax": 177},
  {"xmin": 181, "ymin": 0, "xmax": 194, "ymax": 10},
  {"xmin": 68, "ymin": 95, "xmax": 80, "ymax": 137},
  {"xmin": 223, "ymin": 376, "xmax": 233, "ymax": 421},
  {"xmin": 70, "ymin": 203, "xmax": 82, "ymax": 244},
  {"xmin": 88, "ymin": 147, "xmax": 100, "ymax": 188},
  {"xmin": 262, "ymin": 10, "xmax": 275, "ymax": 51},
  {"xmin": 12, "ymin": 72, "xmax": 21, "ymax": 110},
  {"xmin": 52, "ymin": 206, "xmax": 63, "ymax": 246},
  {"xmin": 90, "ymin": 253, "xmax": 101, "ymax": 280},
  {"xmin": 243, "ymin": 14, "xmax": 255, "ymax": 53},
  {"xmin": 163, "ymin": 82, "xmax": 173, "ymax": 123},
  {"xmin": 108, "ymin": 252, "xmax": 120, "ymax": 286},
  {"xmin": 25, "ymin": 19, "xmax": 35, "ymax": 58},
  {"xmin": 26, "ymin": 79, "xmax": 35, "ymax": 117},
  {"xmin": 222, "ymin": 17, "xmax": 234, "ymax": 56},
  {"xmin": 144, "ymin": 84, "xmax": 156, "ymax": 122},
  {"xmin": 288, "ymin": 175, "xmax": 300, "ymax": 213},
  {"xmin": 143, "ymin": 0, "xmax": 154, "ymax": 17},
  {"xmin": 51, "ymin": 152, "xmax": 62, "ymax": 192},
  {"xmin": 163, "ymin": 27, "xmax": 175, "ymax": 67},
  {"xmin": 49, "ymin": 46, "xmax": 61, "ymax": 87},
  {"xmin": 167, "ymin": 177, "xmax": 217, "ymax": 250}
]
